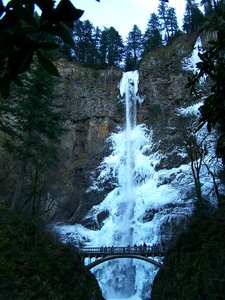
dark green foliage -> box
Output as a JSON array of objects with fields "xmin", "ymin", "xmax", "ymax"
[
  {"xmin": 183, "ymin": 0, "xmax": 205, "ymax": 33},
  {"xmin": 124, "ymin": 25, "xmax": 143, "ymax": 71},
  {"xmin": 158, "ymin": 2, "xmax": 180, "ymax": 42},
  {"xmin": 0, "ymin": 206, "xmax": 103, "ymax": 300},
  {"xmin": 201, "ymin": 0, "xmax": 217, "ymax": 16},
  {"xmin": 73, "ymin": 20, "xmax": 100, "ymax": 67},
  {"xmin": 64, "ymin": 21, "xmax": 125, "ymax": 68},
  {"xmin": 0, "ymin": 64, "xmax": 64, "ymax": 215},
  {"xmin": 151, "ymin": 205, "xmax": 225, "ymax": 300},
  {"xmin": 99, "ymin": 27, "xmax": 124, "ymax": 67},
  {"xmin": 158, "ymin": 1, "xmax": 170, "ymax": 41},
  {"xmin": 187, "ymin": 2, "xmax": 225, "ymax": 163},
  {"xmin": 143, "ymin": 13, "xmax": 163, "ymax": 55},
  {"xmin": 0, "ymin": 0, "xmax": 83, "ymax": 98},
  {"xmin": 166, "ymin": 7, "xmax": 180, "ymax": 42}
]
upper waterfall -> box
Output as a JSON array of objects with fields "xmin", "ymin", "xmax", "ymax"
[{"xmin": 53, "ymin": 71, "xmax": 205, "ymax": 299}]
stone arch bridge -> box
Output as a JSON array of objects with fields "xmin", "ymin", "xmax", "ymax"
[{"xmin": 79, "ymin": 245, "xmax": 166, "ymax": 269}]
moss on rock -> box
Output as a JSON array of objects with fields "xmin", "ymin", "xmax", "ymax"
[
  {"xmin": 0, "ymin": 207, "xmax": 104, "ymax": 300},
  {"xmin": 151, "ymin": 206, "xmax": 225, "ymax": 300}
]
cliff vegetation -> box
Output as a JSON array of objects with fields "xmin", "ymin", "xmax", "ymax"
[
  {"xmin": 151, "ymin": 204, "xmax": 225, "ymax": 300},
  {"xmin": 0, "ymin": 205, "xmax": 103, "ymax": 300}
]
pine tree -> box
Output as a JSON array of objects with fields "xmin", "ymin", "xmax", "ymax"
[
  {"xmin": 0, "ymin": 63, "xmax": 64, "ymax": 214},
  {"xmin": 201, "ymin": 0, "xmax": 214, "ymax": 15},
  {"xmin": 99, "ymin": 27, "xmax": 124, "ymax": 67},
  {"xmin": 72, "ymin": 20, "xmax": 99, "ymax": 67},
  {"xmin": 125, "ymin": 25, "xmax": 143, "ymax": 70},
  {"xmin": 93, "ymin": 26, "xmax": 102, "ymax": 66},
  {"xmin": 158, "ymin": 2, "xmax": 180, "ymax": 42},
  {"xmin": 158, "ymin": 1, "xmax": 170, "ymax": 41},
  {"xmin": 166, "ymin": 7, "xmax": 179, "ymax": 39},
  {"xmin": 143, "ymin": 13, "xmax": 162, "ymax": 54},
  {"xmin": 183, "ymin": 0, "xmax": 205, "ymax": 33}
]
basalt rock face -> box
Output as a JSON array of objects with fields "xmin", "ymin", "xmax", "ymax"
[
  {"xmin": 49, "ymin": 34, "xmax": 201, "ymax": 224},
  {"xmin": 138, "ymin": 33, "xmax": 199, "ymax": 169},
  {"xmin": 0, "ymin": 33, "xmax": 205, "ymax": 225},
  {"xmin": 43, "ymin": 63, "xmax": 124, "ymax": 223}
]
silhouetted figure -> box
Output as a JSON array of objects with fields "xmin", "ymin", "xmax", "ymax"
[{"xmin": 143, "ymin": 242, "xmax": 147, "ymax": 252}]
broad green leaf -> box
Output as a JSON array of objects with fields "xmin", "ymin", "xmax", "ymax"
[
  {"xmin": 38, "ymin": 41, "xmax": 60, "ymax": 51},
  {"xmin": 18, "ymin": 50, "xmax": 34, "ymax": 74},
  {"xmin": 44, "ymin": 22, "xmax": 75, "ymax": 47},
  {"xmin": 55, "ymin": 22, "xmax": 75, "ymax": 47},
  {"xmin": 14, "ymin": 4, "xmax": 37, "ymax": 26},
  {"xmin": 54, "ymin": 0, "xmax": 84, "ymax": 22},
  {"xmin": 13, "ymin": 76, "xmax": 23, "ymax": 87},
  {"xmin": 0, "ymin": 79, "xmax": 10, "ymax": 99},
  {"xmin": 0, "ymin": 0, "xmax": 4, "ymax": 17},
  {"xmin": 36, "ymin": 51, "xmax": 59, "ymax": 76}
]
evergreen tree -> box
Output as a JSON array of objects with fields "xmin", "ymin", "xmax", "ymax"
[
  {"xmin": 143, "ymin": 13, "xmax": 163, "ymax": 54},
  {"xmin": 125, "ymin": 25, "xmax": 143, "ymax": 70},
  {"xmin": 93, "ymin": 26, "xmax": 102, "ymax": 66},
  {"xmin": 183, "ymin": 0, "xmax": 205, "ymax": 33},
  {"xmin": 201, "ymin": 0, "xmax": 214, "ymax": 15},
  {"xmin": 158, "ymin": 1, "xmax": 170, "ymax": 41},
  {"xmin": 72, "ymin": 20, "xmax": 99, "ymax": 67},
  {"xmin": 200, "ymin": 0, "xmax": 223, "ymax": 16},
  {"xmin": 166, "ymin": 7, "xmax": 179, "ymax": 39},
  {"xmin": 0, "ymin": 63, "xmax": 64, "ymax": 214},
  {"xmin": 99, "ymin": 27, "xmax": 124, "ymax": 67},
  {"xmin": 158, "ymin": 2, "xmax": 180, "ymax": 42},
  {"xmin": 99, "ymin": 28, "xmax": 108, "ymax": 66}
]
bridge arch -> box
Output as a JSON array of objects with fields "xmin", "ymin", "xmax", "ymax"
[{"xmin": 85, "ymin": 254, "xmax": 162, "ymax": 270}]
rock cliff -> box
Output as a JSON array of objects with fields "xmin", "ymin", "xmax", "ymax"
[
  {"xmin": 0, "ymin": 33, "xmax": 206, "ymax": 225},
  {"xmin": 48, "ymin": 33, "xmax": 200, "ymax": 224}
]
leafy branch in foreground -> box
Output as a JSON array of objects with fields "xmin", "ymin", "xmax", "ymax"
[
  {"xmin": 0, "ymin": 62, "xmax": 65, "ymax": 215},
  {"xmin": 0, "ymin": 0, "xmax": 84, "ymax": 98},
  {"xmin": 187, "ymin": 1, "xmax": 225, "ymax": 163}
]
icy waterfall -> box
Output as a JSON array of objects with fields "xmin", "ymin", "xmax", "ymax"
[
  {"xmin": 53, "ymin": 38, "xmax": 223, "ymax": 299},
  {"xmin": 54, "ymin": 71, "xmax": 191, "ymax": 299}
]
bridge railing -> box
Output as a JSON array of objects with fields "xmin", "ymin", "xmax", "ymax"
[{"xmin": 79, "ymin": 245, "xmax": 166, "ymax": 257}]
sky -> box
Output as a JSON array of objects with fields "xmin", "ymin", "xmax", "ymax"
[{"xmin": 72, "ymin": 0, "xmax": 200, "ymax": 40}]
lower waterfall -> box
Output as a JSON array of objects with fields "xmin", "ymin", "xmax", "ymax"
[{"xmin": 54, "ymin": 71, "xmax": 222, "ymax": 299}]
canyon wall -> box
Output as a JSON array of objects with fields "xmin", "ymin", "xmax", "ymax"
[
  {"xmin": 49, "ymin": 33, "xmax": 199, "ymax": 224},
  {"xmin": 1, "ymin": 33, "xmax": 207, "ymax": 225}
]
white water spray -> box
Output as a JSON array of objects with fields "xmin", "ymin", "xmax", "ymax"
[
  {"xmin": 54, "ymin": 70, "xmax": 223, "ymax": 299},
  {"xmin": 55, "ymin": 71, "xmax": 184, "ymax": 299}
]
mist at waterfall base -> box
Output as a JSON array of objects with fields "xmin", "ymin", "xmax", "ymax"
[{"xmin": 53, "ymin": 39, "xmax": 223, "ymax": 300}]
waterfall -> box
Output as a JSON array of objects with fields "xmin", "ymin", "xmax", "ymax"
[
  {"xmin": 54, "ymin": 71, "xmax": 184, "ymax": 299},
  {"xmin": 54, "ymin": 69, "xmax": 222, "ymax": 299},
  {"xmin": 118, "ymin": 71, "xmax": 138, "ymax": 247}
]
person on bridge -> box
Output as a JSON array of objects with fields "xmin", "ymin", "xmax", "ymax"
[{"xmin": 143, "ymin": 242, "xmax": 147, "ymax": 251}]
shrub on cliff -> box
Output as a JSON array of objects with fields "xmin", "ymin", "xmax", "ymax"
[
  {"xmin": 151, "ymin": 204, "xmax": 225, "ymax": 300},
  {"xmin": 0, "ymin": 206, "xmax": 103, "ymax": 300}
]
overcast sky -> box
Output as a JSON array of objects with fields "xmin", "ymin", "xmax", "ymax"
[{"xmin": 73, "ymin": 0, "xmax": 201, "ymax": 40}]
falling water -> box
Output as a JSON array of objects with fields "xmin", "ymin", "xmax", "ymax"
[
  {"xmin": 55, "ymin": 71, "xmax": 184, "ymax": 299},
  {"xmin": 119, "ymin": 71, "xmax": 138, "ymax": 246},
  {"xmin": 54, "ymin": 66, "xmax": 222, "ymax": 299}
]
